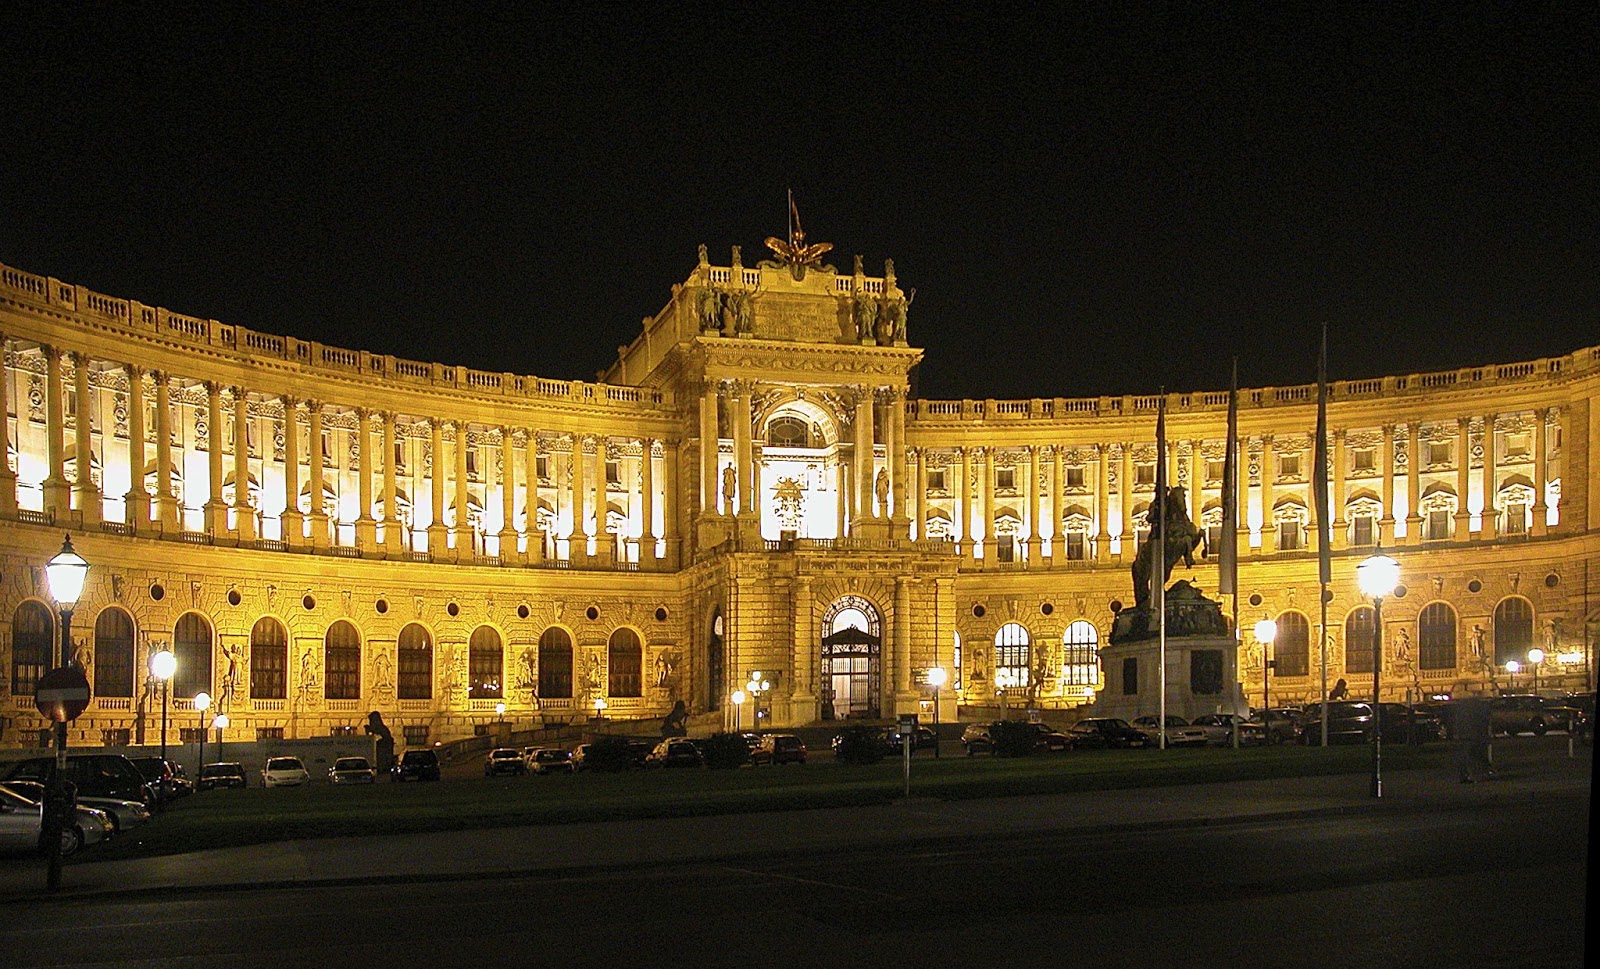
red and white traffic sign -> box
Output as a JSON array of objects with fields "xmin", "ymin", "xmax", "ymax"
[{"xmin": 34, "ymin": 666, "xmax": 92, "ymax": 722}]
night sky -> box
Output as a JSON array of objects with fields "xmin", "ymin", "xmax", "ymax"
[{"xmin": 2, "ymin": 4, "xmax": 1595, "ymax": 401}]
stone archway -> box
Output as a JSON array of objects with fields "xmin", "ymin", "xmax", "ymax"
[{"xmin": 820, "ymin": 595, "xmax": 882, "ymax": 720}]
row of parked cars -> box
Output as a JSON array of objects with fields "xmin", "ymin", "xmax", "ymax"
[{"xmin": 0, "ymin": 753, "xmax": 174, "ymax": 858}]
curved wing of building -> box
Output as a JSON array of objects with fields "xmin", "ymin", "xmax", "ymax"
[{"xmin": 0, "ymin": 249, "xmax": 1594, "ymax": 749}]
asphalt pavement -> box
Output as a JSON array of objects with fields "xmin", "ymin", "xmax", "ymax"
[{"xmin": 2, "ymin": 737, "xmax": 1589, "ymax": 904}]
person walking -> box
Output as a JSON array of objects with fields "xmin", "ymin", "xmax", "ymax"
[{"xmin": 1452, "ymin": 696, "xmax": 1494, "ymax": 782}]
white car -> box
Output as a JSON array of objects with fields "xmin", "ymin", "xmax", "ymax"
[
  {"xmin": 1131, "ymin": 715, "xmax": 1210, "ymax": 748},
  {"xmin": 1, "ymin": 780, "xmax": 152, "ymax": 833},
  {"xmin": 0, "ymin": 785, "xmax": 115, "ymax": 856},
  {"xmin": 328, "ymin": 757, "xmax": 376, "ymax": 784},
  {"xmin": 261, "ymin": 756, "xmax": 310, "ymax": 787}
]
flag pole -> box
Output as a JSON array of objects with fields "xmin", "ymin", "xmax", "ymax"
[
  {"xmin": 1155, "ymin": 391, "xmax": 1168, "ymax": 750},
  {"xmin": 1220, "ymin": 359, "xmax": 1240, "ymax": 748},
  {"xmin": 1315, "ymin": 325, "xmax": 1333, "ymax": 747}
]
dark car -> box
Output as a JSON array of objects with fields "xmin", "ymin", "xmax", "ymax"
[
  {"xmin": 881, "ymin": 725, "xmax": 939, "ymax": 754},
  {"xmin": 197, "ymin": 762, "xmax": 248, "ymax": 790},
  {"xmin": 1489, "ymin": 695, "xmax": 1569, "ymax": 736},
  {"xmin": 130, "ymin": 756, "xmax": 192, "ymax": 803},
  {"xmin": 1248, "ymin": 708, "xmax": 1305, "ymax": 744},
  {"xmin": 484, "ymin": 748, "xmax": 528, "ymax": 777},
  {"xmin": 530, "ymin": 748, "xmax": 575, "ymax": 775},
  {"xmin": 1377, "ymin": 703, "xmax": 1444, "ymax": 744},
  {"xmin": 1066, "ymin": 718, "xmax": 1150, "ymax": 749},
  {"xmin": 645, "ymin": 738, "xmax": 704, "ymax": 768},
  {"xmin": 391, "ymin": 748, "xmax": 441, "ymax": 782},
  {"xmin": 750, "ymin": 734, "xmax": 807, "ymax": 765},
  {"xmin": 3, "ymin": 754, "xmax": 156, "ymax": 807},
  {"xmin": 960, "ymin": 721, "xmax": 1002, "ymax": 755},
  {"xmin": 1297, "ymin": 701, "xmax": 1375, "ymax": 744}
]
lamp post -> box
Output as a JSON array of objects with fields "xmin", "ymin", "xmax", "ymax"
[
  {"xmin": 1505, "ymin": 659, "xmax": 1520, "ymax": 693},
  {"xmin": 43, "ymin": 534, "xmax": 89, "ymax": 891},
  {"xmin": 212, "ymin": 713, "xmax": 229, "ymax": 766},
  {"xmin": 1254, "ymin": 616, "xmax": 1278, "ymax": 716},
  {"xmin": 1357, "ymin": 551, "xmax": 1400, "ymax": 799},
  {"xmin": 1527, "ymin": 648, "xmax": 1545, "ymax": 695},
  {"xmin": 731, "ymin": 689, "xmax": 746, "ymax": 732},
  {"xmin": 150, "ymin": 649, "xmax": 176, "ymax": 765},
  {"xmin": 927, "ymin": 666, "xmax": 947, "ymax": 758},
  {"xmin": 747, "ymin": 672, "xmax": 770, "ymax": 732},
  {"xmin": 593, "ymin": 696, "xmax": 606, "ymax": 722},
  {"xmin": 193, "ymin": 691, "xmax": 211, "ymax": 781}
]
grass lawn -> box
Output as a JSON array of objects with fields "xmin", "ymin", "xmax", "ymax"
[{"xmin": 81, "ymin": 742, "xmax": 1452, "ymax": 862}]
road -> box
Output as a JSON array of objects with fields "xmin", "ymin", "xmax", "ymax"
[{"xmin": 3, "ymin": 794, "xmax": 1585, "ymax": 968}]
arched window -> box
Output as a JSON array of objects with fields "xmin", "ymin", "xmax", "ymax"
[
  {"xmin": 994, "ymin": 623, "xmax": 1031, "ymax": 688},
  {"xmin": 11, "ymin": 601, "xmax": 53, "ymax": 695},
  {"xmin": 706, "ymin": 609, "xmax": 724, "ymax": 711},
  {"xmin": 250, "ymin": 617, "xmax": 288, "ymax": 700},
  {"xmin": 94, "ymin": 608, "xmax": 135, "ymax": 698},
  {"xmin": 397, "ymin": 624, "xmax": 432, "ymax": 700},
  {"xmin": 1344, "ymin": 607, "xmax": 1375, "ymax": 674},
  {"xmin": 324, "ymin": 620, "xmax": 361, "ymax": 700},
  {"xmin": 469, "ymin": 626, "xmax": 503, "ymax": 699},
  {"xmin": 1493, "ymin": 597, "xmax": 1534, "ymax": 667},
  {"xmin": 1061, "ymin": 620, "xmax": 1099, "ymax": 687},
  {"xmin": 538, "ymin": 627, "xmax": 573, "ymax": 699},
  {"xmin": 1273, "ymin": 612, "xmax": 1310, "ymax": 677},
  {"xmin": 173, "ymin": 613, "xmax": 213, "ymax": 698},
  {"xmin": 1418, "ymin": 602, "xmax": 1457, "ymax": 670},
  {"xmin": 766, "ymin": 416, "xmax": 811, "ymax": 448},
  {"xmin": 608, "ymin": 628, "xmax": 643, "ymax": 697}
]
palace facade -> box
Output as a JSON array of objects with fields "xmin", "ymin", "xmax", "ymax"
[{"xmin": 1, "ymin": 243, "xmax": 1595, "ymax": 749}]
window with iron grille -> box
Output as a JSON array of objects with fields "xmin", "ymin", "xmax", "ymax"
[
  {"xmin": 1344, "ymin": 607, "xmax": 1375, "ymax": 673},
  {"xmin": 397, "ymin": 623, "xmax": 432, "ymax": 700},
  {"xmin": 608, "ymin": 628, "xmax": 642, "ymax": 697},
  {"xmin": 94, "ymin": 607, "xmax": 135, "ymax": 698},
  {"xmin": 173, "ymin": 612, "xmax": 214, "ymax": 698},
  {"xmin": 251, "ymin": 617, "xmax": 288, "ymax": 700},
  {"xmin": 1493, "ymin": 597, "xmax": 1533, "ymax": 666},
  {"xmin": 539, "ymin": 627, "xmax": 573, "ymax": 698},
  {"xmin": 1274, "ymin": 612, "xmax": 1310, "ymax": 677},
  {"xmin": 468, "ymin": 626, "xmax": 502, "ymax": 699},
  {"xmin": 1060, "ymin": 620, "xmax": 1099, "ymax": 687},
  {"xmin": 324, "ymin": 620, "xmax": 361, "ymax": 700},
  {"xmin": 255, "ymin": 727, "xmax": 284, "ymax": 740},
  {"xmin": 1418, "ymin": 602, "xmax": 1457, "ymax": 670},
  {"xmin": 994, "ymin": 622, "xmax": 1031, "ymax": 687}
]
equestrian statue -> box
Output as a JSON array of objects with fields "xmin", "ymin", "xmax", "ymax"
[{"xmin": 1131, "ymin": 485, "xmax": 1204, "ymax": 610}]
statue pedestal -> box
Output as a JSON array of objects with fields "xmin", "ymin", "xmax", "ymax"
[{"xmin": 1096, "ymin": 582, "xmax": 1247, "ymax": 722}]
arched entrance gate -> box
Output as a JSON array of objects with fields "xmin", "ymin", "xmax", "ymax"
[{"xmin": 820, "ymin": 595, "xmax": 881, "ymax": 720}]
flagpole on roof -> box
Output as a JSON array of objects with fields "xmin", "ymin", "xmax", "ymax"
[
  {"xmin": 1155, "ymin": 391, "xmax": 1168, "ymax": 750},
  {"xmin": 1220, "ymin": 358, "xmax": 1240, "ymax": 747},
  {"xmin": 1315, "ymin": 324, "xmax": 1333, "ymax": 747}
]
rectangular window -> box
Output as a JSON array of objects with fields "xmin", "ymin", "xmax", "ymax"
[
  {"xmin": 605, "ymin": 460, "xmax": 620, "ymax": 484},
  {"xmin": 178, "ymin": 728, "xmax": 205, "ymax": 744},
  {"xmin": 393, "ymin": 441, "xmax": 407, "ymax": 471},
  {"xmin": 473, "ymin": 724, "xmax": 490, "ymax": 737},
  {"xmin": 1066, "ymin": 466, "xmax": 1086, "ymax": 489},
  {"xmin": 1204, "ymin": 523, "xmax": 1222, "ymax": 553},
  {"xmin": 326, "ymin": 644, "xmax": 361, "ymax": 700},
  {"xmin": 1427, "ymin": 442, "xmax": 1452, "ymax": 466},
  {"xmin": 1122, "ymin": 657, "xmax": 1138, "ymax": 695},
  {"xmin": 101, "ymin": 728, "xmax": 131, "ymax": 748},
  {"xmin": 1135, "ymin": 464, "xmax": 1155, "ymax": 486},
  {"xmin": 1504, "ymin": 502, "xmax": 1527, "ymax": 535},
  {"xmin": 1277, "ymin": 522, "xmax": 1303, "ymax": 551},
  {"xmin": 1278, "ymin": 454, "xmax": 1301, "ymax": 478},
  {"xmin": 1352, "ymin": 515, "xmax": 1375, "ymax": 546},
  {"xmin": 466, "ymin": 449, "xmax": 479, "ymax": 477},
  {"xmin": 403, "ymin": 725, "xmax": 429, "ymax": 746},
  {"xmin": 536, "ymin": 456, "xmax": 549, "ymax": 479},
  {"xmin": 251, "ymin": 644, "xmax": 287, "ymax": 700},
  {"xmin": 1066, "ymin": 531, "xmax": 1087, "ymax": 560},
  {"xmin": 1426, "ymin": 510, "xmax": 1451, "ymax": 540},
  {"xmin": 255, "ymin": 727, "xmax": 284, "ymax": 741},
  {"xmin": 1352, "ymin": 449, "xmax": 1375, "ymax": 472},
  {"xmin": 996, "ymin": 468, "xmax": 1015, "ymax": 491},
  {"xmin": 329, "ymin": 725, "xmax": 356, "ymax": 737},
  {"xmin": 927, "ymin": 469, "xmax": 946, "ymax": 491},
  {"xmin": 1205, "ymin": 460, "xmax": 1224, "ymax": 483},
  {"xmin": 995, "ymin": 541, "xmax": 1014, "ymax": 563}
]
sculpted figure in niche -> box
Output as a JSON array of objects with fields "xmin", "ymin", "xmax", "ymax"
[
  {"xmin": 721, "ymin": 293, "xmax": 738, "ymax": 336},
  {"xmin": 722, "ymin": 464, "xmax": 737, "ymax": 515},
  {"xmin": 699, "ymin": 287, "xmax": 720, "ymax": 332},
  {"xmin": 875, "ymin": 300, "xmax": 894, "ymax": 344},
  {"xmin": 854, "ymin": 296, "xmax": 876, "ymax": 343},
  {"xmin": 875, "ymin": 468, "xmax": 890, "ymax": 517},
  {"xmin": 734, "ymin": 293, "xmax": 753, "ymax": 335}
]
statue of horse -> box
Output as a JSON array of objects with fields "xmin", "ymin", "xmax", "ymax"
[{"xmin": 1131, "ymin": 486, "xmax": 1204, "ymax": 610}]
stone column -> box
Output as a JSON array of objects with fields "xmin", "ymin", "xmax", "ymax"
[
  {"xmin": 569, "ymin": 433, "xmax": 588, "ymax": 556},
  {"xmin": 955, "ymin": 446, "xmax": 970, "ymax": 556},
  {"xmin": 42, "ymin": 346, "xmax": 69, "ymax": 518},
  {"xmin": 792, "ymin": 575, "xmax": 815, "ymax": 714},
  {"xmin": 889, "ymin": 388, "xmax": 908, "ymax": 530},
  {"xmin": 1095, "ymin": 443, "xmax": 1111, "ymax": 563},
  {"xmin": 594, "ymin": 439, "xmax": 614, "ymax": 565},
  {"xmin": 911, "ymin": 448, "xmax": 926, "ymax": 541},
  {"xmin": 1259, "ymin": 434, "xmax": 1276, "ymax": 553},
  {"xmin": 1332, "ymin": 429, "xmax": 1348, "ymax": 549},
  {"xmin": 153, "ymin": 372, "xmax": 178, "ymax": 530},
  {"xmin": 734, "ymin": 383, "xmax": 754, "ymax": 515},
  {"xmin": 308, "ymin": 401, "xmax": 329, "ymax": 550},
  {"xmin": 1405, "ymin": 423, "xmax": 1423, "ymax": 544},
  {"xmin": 1049, "ymin": 444, "xmax": 1063, "ymax": 562},
  {"xmin": 523, "ymin": 430, "xmax": 544, "ymax": 563},
  {"xmin": 1480, "ymin": 414, "xmax": 1497, "ymax": 540},
  {"xmin": 663, "ymin": 438, "xmax": 681, "ymax": 567},
  {"xmin": 497, "ymin": 426, "xmax": 517, "ymax": 559},
  {"xmin": 1118, "ymin": 442, "xmax": 1133, "ymax": 558},
  {"xmin": 895, "ymin": 575, "xmax": 913, "ymax": 698},
  {"xmin": 853, "ymin": 387, "xmax": 874, "ymax": 524},
  {"xmin": 381, "ymin": 412, "xmax": 400, "ymax": 552},
  {"xmin": 232, "ymin": 387, "xmax": 255, "ymax": 541},
  {"xmin": 699, "ymin": 380, "xmax": 720, "ymax": 517},
  {"xmin": 120, "ymin": 364, "xmax": 148, "ymax": 527},
  {"xmin": 0, "ymin": 333, "xmax": 15, "ymax": 517},
  {"xmin": 1236, "ymin": 435, "xmax": 1251, "ymax": 554},
  {"xmin": 836, "ymin": 458, "xmax": 850, "ymax": 535},
  {"xmin": 204, "ymin": 382, "xmax": 228, "ymax": 536},
  {"xmin": 1378, "ymin": 424, "xmax": 1396, "ymax": 545},
  {"xmin": 425, "ymin": 419, "xmax": 445, "ymax": 552},
  {"xmin": 71, "ymin": 352, "xmax": 101, "ymax": 525},
  {"xmin": 1187, "ymin": 440, "xmax": 1203, "ymax": 538},
  {"xmin": 281, "ymin": 397, "xmax": 303, "ymax": 545},
  {"xmin": 640, "ymin": 437, "xmax": 657, "ymax": 560},
  {"xmin": 1531, "ymin": 408, "xmax": 1549, "ymax": 536},
  {"xmin": 982, "ymin": 446, "xmax": 996, "ymax": 559},
  {"xmin": 1454, "ymin": 417, "xmax": 1472, "ymax": 540},
  {"xmin": 1025, "ymin": 445, "xmax": 1041, "ymax": 563},
  {"xmin": 451, "ymin": 421, "xmax": 472, "ymax": 555}
]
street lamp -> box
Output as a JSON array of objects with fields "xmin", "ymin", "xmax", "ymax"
[
  {"xmin": 1254, "ymin": 616, "xmax": 1278, "ymax": 715},
  {"xmin": 730, "ymin": 689, "xmax": 746, "ymax": 732},
  {"xmin": 1527, "ymin": 648, "xmax": 1545, "ymax": 695},
  {"xmin": 927, "ymin": 666, "xmax": 947, "ymax": 758},
  {"xmin": 747, "ymin": 672, "xmax": 771, "ymax": 731},
  {"xmin": 43, "ymin": 534, "xmax": 89, "ymax": 891},
  {"xmin": 1505, "ymin": 659, "xmax": 1520, "ymax": 693},
  {"xmin": 592, "ymin": 696, "xmax": 606, "ymax": 721},
  {"xmin": 1357, "ymin": 550, "xmax": 1401, "ymax": 799},
  {"xmin": 150, "ymin": 648, "xmax": 177, "ymax": 765},
  {"xmin": 194, "ymin": 691, "xmax": 211, "ymax": 781},
  {"xmin": 495, "ymin": 700, "xmax": 507, "ymax": 726},
  {"xmin": 212, "ymin": 712, "xmax": 229, "ymax": 766}
]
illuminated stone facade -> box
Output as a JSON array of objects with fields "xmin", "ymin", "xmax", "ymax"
[{"xmin": 1, "ymin": 248, "xmax": 1595, "ymax": 748}]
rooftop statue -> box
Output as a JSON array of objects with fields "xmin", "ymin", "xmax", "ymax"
[{"xmin": 762, "ymin": 192, "xmax": 833, "ymax": 281}]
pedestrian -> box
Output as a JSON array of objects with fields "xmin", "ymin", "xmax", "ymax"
[{"xmin": 1452, "ymin": 696, "xmax": 1494, "ymax": 782}]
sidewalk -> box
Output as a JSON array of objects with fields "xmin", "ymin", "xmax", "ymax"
[{"xmin": 3, "ymin": 741, "xmax": 1589, "ymax": 903}]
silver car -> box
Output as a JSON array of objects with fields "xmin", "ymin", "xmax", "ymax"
[
  {"xmin": 1, "ymin": 780, "xmax": 152, "ymax": 833},
  {"xmin": 0, "ymin": 784, "xmax": 115, "ymax": 856}
]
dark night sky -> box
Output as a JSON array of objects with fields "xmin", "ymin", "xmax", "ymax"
[{"xmin": 2, "ymin": 4, "xmax": 1595, "ymax": 401}]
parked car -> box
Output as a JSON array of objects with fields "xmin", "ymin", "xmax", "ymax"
[
  {"xmin": 1188, "ymin": 713, "xmax": 1267, "ymax": 746},
  {"xmin": 881, "ymin": 725, "xmax": 939, "ymax": 754},
  {"xmin": 1376, "ymin": 703, "xmax": 1444, "ymax": 744},
  {"xmin": 391, "ymin": 748, "xmax": 441, "ymax": 782},
  {"xmin": 4, "ymin": 754, "xmax": 156, "ymax": 808},
  {"xmin": 1, "ymin": 780, "xmax": 152, "ymax": 834},
  {"xmin": 964, "ymin": 721, "xmax": 1068, "ymax": 755},
  {"xmin": 750, "ymin": 734, "xmax": 807, "ymax": 765},
  {"xmin": 197, "ymin": 762, "xmax": 248, "ymax": 790},
  {"xmin": 0, "ymin": 784, "xmax": 114, "ymax": 857},
  {"xmin": 330, "ymin": 756, "xmax": 378, "ymax": 784},
  {"xmin": 530, "ymin": 748, "xmax": 575, "ymax": 775},
  {"xmin": 261, "ymin": 756, "xmax": 310, "ymax": 787},
  {"xmin": 1131, "ymin": 715, "xmax": 1210, "ymax": 748},
  {"xmin": 1248, "ymin": 708, "xmax": 1305, "ymax": 744},
  {"xmin": 129, "ymin": 756, "xmax": 192, "ymax": 803},
  {"xmin": 1297, "ymin": 701, "xmax": 1375, "ymax": 744},
  {"xmin": 1489, "ymin": 695, "xmax": 1570, "ymax": 736},
  {"xmin": 645, "ymin": 737, "xmax": 704, "ymax": 768},
  {"xmin": 961, "ymin": 722, "xmax": 1001, "ymax": 755},
  {"xmin": 484, "ymin": 748, "xmax": 528, "ymax": 777},
  {"xmin": 1065, "ymin": 718, "xmax": 1150, "ymax": 749}
]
